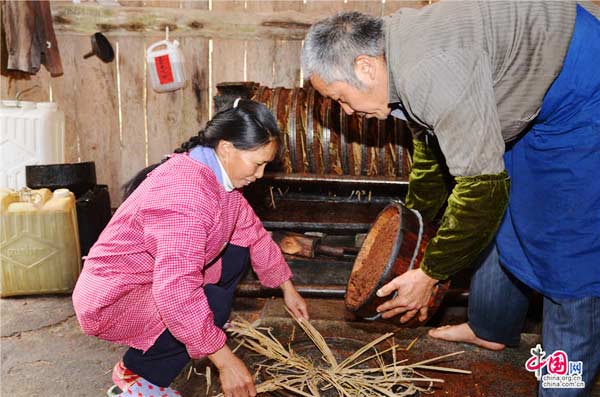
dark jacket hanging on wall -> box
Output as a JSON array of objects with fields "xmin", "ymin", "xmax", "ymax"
[{"xmin": 2, "ymin": 0, "xmax": 63, "ymax": 76}]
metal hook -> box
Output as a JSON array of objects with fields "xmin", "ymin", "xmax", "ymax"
[{"xmin": 15, "ymin": 85, "xmax": 41, "ymax": 106}]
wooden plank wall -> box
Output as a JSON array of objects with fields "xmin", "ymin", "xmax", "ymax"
[{"xmin": 0, "ymin": 0, "xmax": 431, "ymax": 206}]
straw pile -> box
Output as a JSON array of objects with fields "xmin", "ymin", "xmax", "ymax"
[{"xmin": 212, "ymin": 309, "xmax": 470, "ymax": 397}]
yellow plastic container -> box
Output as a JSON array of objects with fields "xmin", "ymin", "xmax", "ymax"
[{"xmin": 0, "ymin": 188, "xmax": 81, "ymax": 297}]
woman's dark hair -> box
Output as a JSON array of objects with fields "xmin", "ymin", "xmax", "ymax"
[{"xmin": 122, "ymin": 98, "xmax": 281, "ymax": 199}]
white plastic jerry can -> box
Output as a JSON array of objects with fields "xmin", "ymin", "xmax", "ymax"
[
  {"xmin": 0, "ymin": 101, "xmax": 65, "ymax": 189},
  {"xmin": 146, "ymin": 39, "xmax": 186, "ymax": 93}
]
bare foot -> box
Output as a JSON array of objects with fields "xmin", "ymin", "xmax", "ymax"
[{"xmin": 428, "ymin": 323, "xmax": 505, "ymax": 351}]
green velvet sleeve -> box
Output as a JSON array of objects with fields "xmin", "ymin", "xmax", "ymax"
[
  {"xmin": 404, "ymin": 138, "xmax": 451, "ymax": 222},
  {"xmin": 420, "ymin": 171, "xmax": 511, "ymax": 280}
]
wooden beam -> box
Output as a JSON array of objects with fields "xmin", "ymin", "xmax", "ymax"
[{"xmin": 51, "ymin": 3, "xmax": 319, "ymax": 40}]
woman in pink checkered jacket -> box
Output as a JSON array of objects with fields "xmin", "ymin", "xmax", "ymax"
[{"xmin": 73, "ymin": 98, "xmax": 309, "ymax": 397}]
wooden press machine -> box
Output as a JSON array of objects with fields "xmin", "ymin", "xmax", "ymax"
[{"xmin": 215, "ymin": 82, "xmax": 468, "ymax": 310}]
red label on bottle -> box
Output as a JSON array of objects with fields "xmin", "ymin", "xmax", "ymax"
[{"xmin": 155, "ymin": 54, "xmax": 174, "ymax": 84}]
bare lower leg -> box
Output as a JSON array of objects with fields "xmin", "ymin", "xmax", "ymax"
[{"xmin": 428, "ymin": 323, "xmax": 506, "ymax": 351}]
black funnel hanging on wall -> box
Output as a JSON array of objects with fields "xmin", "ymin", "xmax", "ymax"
[{"xmin": 83, "ymin": 32, "xmax": 114, "ymax": 63}]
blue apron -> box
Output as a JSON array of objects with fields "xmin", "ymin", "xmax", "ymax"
[{"xmin": 496, "ymin": 5, "xmax": 600, "ymax": 299}]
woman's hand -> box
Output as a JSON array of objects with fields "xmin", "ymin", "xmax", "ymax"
[
  {"xmin": 208, "ymin": 345, "xmax": 256, "ymax": 397},
  {"xmin": 281, "ymin": 280, "xmax": 309, "ymax": 321},
  {"xmin": 375, "ymin": 268, "xmax": 438, "ymax": 323}
]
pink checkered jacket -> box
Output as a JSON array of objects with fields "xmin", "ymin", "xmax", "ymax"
[{"xmin": 72, "ymin": 153, "xmax": 292, "ymax": 358}]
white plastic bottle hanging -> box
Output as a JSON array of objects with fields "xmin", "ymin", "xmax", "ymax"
[{"xmin": 146, "ymin": 27, "xmax": 186, "ymax": 93}]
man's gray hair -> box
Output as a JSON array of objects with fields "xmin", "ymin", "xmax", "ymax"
[{"xmin": 301, "ymin": 11, "xmax": 385, "ymax": 88}]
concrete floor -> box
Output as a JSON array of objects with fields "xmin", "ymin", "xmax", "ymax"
[
  {"xmin": 1, "ymin": 295, "xmax": 597, "ymax": 397},
  {"xmin": 1, "ymin": 295, "xmax": 123, "ymax": 396}
]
